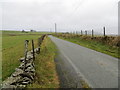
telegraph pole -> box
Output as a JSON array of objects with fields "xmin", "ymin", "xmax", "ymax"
[
  {"xmin": 55, "ymin": 23, "xmax": 57, "ymax": 34},
  {"xmin": 103, "ymin": 26, "xmax": 106, "ymax": 37}
]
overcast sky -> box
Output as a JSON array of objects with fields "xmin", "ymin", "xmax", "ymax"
[{"xmin": 0, "ymin": 0, "xmax": 119, "ymax": 35}]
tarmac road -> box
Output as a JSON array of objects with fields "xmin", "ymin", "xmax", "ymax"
[{"xmin": 49, "ymin": 36, "xmax": 118, "ymax": 88}]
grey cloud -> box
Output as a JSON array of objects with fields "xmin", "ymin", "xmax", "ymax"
[{"xmin": 1, "ymin": 0, "xmax": 119, "ymax": 35}]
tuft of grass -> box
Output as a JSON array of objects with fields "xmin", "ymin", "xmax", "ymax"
[{"xmin": 28, "ymin": 37, "xmax": 59, "ymax": 88}]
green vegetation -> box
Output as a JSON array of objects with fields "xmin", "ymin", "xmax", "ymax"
[
  {"xmin": 54, "ymin": 34, "xmax": 119, "ymax": 58},
  {"xmin": 28, "ymin": 37, "xmax": 59, "ymax": 88},
  {"xmin": 2, "ymin": 30, "xmax": 59, "ymax": 88},
  {"xmin": 2, "ymin": 31, "xmax": 41, "ymax": 80}
]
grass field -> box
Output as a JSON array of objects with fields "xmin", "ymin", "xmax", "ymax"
[
  {"xmin": 28, "ymin": 37, "xmax": 59, "ymax": 88},
  {"xmin": 2, "ymin": 31, "xmax": 41, "ymax": 80},
  {"xmin": 54, "ymin": 34, "xmax": 119, "ymax": 58},
  {"xmin": 2, "ymin": 30, "xmax": 53, "ymax": 35}
]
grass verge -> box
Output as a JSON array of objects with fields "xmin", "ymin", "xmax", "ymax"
[{"xmin": 27, "ymin": 37, "xmax": 59, "ymax": 88}]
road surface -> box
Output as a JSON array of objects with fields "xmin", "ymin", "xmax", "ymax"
[{"xmin": 49, "ymin": 36, "xmax": 118, "ymax": 88}]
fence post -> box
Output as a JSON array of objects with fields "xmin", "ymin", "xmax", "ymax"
[
  {"xmin": 32, "ymin": 40, "xmax": 35, "ymax": 61},
  {"xmin": 85, "ymin": 31, "xmax": 87, "ymax": 36},
  {"xmin": 103, "ymin": 27, "xmax": 106, "ymax": 37},
  {"xmin": 81, "ymin": 30, "xmax": 83, "ymax": 35},
  {"xmin": 92, "ymin": 29, "xmax": 94, "ymax": 38},
  {"xmin": 73, "ymin": 31, "xmax": 74, "ymax": 35},
  {"xmin": 24, "ymin": 40, "xmax": 29, "ymax": 71},
  {"xmin": 38, "ymin": 38, "xmax": 40, "ymax": 54},
  {"xmin": 76, "ymin": 31, "xmax": 77, "ymax": 35}
]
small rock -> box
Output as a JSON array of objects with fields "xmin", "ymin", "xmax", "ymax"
[
  {"xmin": 27, "ymin": 55, "xmax": 33, "ymax": 60},
  {"xmin": 12, "ymin": 68, "xmax": 24, "ymax": 77},
  {"xmin": 32, "ymin": 63, "xmax": 35, "ymax": 67},
  {"xmin": 17, "ymin": 84, "xmax": 26, "ymax": 88},
  {"xmin": 21, "ymin": 81, "xmax": 30, "ymax": 85},
  {"xmin": 19, "ymin": 58, "xmax": 24, "ymax": 62},
  {"xmin": 19, "ymin": 73, "xmax": 34, "ymax": 80},
  {"xmin": 25, "ymin": 63, "xmax": 32, "ymax": 68},
  {"xmin": 25, "ymin": 66, "xmax": 35, "ymax": 73},
  {"xmin": 27, "ymin": 51, "xmax": 31, "ymax": 55},
  {"xmin": 34, "ymin": 48, "xmax": 38, "ymax": 53},
  {"xmin": 19, "ymin": 63, "xmax": 25, "ymax": 69}
]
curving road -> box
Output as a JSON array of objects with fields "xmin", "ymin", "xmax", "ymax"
[{"xmin": 49, "ymin": 36, "xmax": 118, "ymax": 88}]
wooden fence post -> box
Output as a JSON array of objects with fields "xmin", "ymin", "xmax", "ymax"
[
  {"xmin": 24, "ymin": 40, "xmax": 29, "ymax": 71},
  {"xmin": 103, "ymin": 27, "xmax": 106, "ymax": 37},
  {"xmin": 81, "ymin": 30, "xmax": 83, "ymax": 35},
  {"xmin": 38, "ymin": 38, "xmax": 41, "ymax": 54},
  {"xmin": 92, "ymin": 29, "xmax": 94, "ymax": 38},
  {"xmin": 32, "ymin": 40, "xmax": 35, "ymax": 61},
  {"xmin": 85, "ymin": 31, "xmax": 87, "ymax": 36}
]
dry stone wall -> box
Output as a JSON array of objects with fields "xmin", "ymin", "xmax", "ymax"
[{"xmin": 2, "ymin": 48, "xmax": 38, "ymax": 88}]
